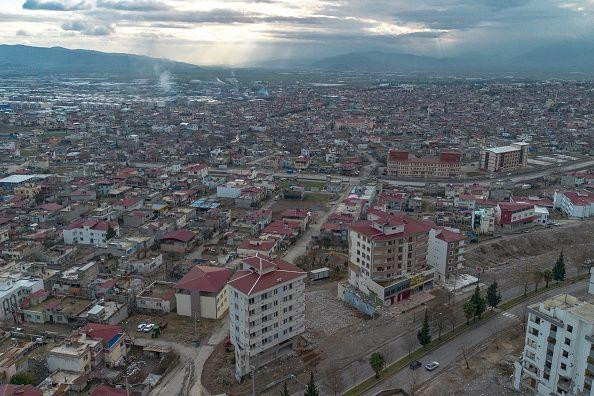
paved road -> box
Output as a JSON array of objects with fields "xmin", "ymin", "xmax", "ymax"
[
  {"xmin": 211, "ymin": 158, "xmax": 594, "ymax": 188},
  {"xmin": 362, "ymin": 279, "xmax": 588, "ymax": 396}
]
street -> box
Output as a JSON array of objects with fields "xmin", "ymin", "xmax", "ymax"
[{"xmin": 362, "ymin": 279, "xmax": 589, "ymax": 395}]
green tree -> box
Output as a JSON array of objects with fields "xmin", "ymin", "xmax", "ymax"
[
  {"xmin": 553, "ymin": 250, "xmax": 566, "ymax": 283},
  {"xmin": 34, "ymin": 193, "xmax": 44, "ymax": 205},
  {"xmin": 463, "ymin": 300, "xmax": 475, "ymax": 325},
  {"xmin": 486, "ymin": 281, "xmax": 502, "ymax": 309},
  {"xmin": 369, "ymin": 352, "xmax": 385, "ymax": 378},
  {"xmin": 543, "ymin": 269, "xmax": 553, "ymax": 288},
  {"xmin": 106, "ymin": 224, "xmax": 116, "ymax": 240},
  {"xmin": 280, "ymin": 381, "xmax": 290, "ymax": 396},
  {"xmin": 417, "ymin": 311, "xmax": 432, "ymax": 348},
  {"xmin": 10, "ymin": 372, "xmax": 35, "ymax": 385},
  {"xmin": 470, "ymin": 285, "xmax": 486, "ymax": 320},
  {"xmin": 304, "ymin": 372, "xmax": 319, "ymax": 396}
]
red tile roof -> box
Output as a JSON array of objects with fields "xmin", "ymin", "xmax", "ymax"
[
  {"xmin": 91, "ymin": 385, "xmax": 127, "ymax": 396},
  {"xmin": 176, "ymin": 265, "xmax": 231, "ymax": 293},
  {"xmin": 161, "ymin": 229, "xmax": 196, "ymax": 243},
  {"xmin": 0, "ymin": 385, "xmax": 42, "ymax": 396},
  {"xmin": 65, "ymin": 219, "xmax": 117, "ymax": 231},
  {"xmin": 281, "ymin": 209, "xmax": 309, "ymax": 219},
  {"xmin": 560, "ymin": 190, "xmax": 594, "ymax": 206},
  {"xmin": 81, "ymin": 323, "xmax": 123, "ymax": 346},
  {"xmin": 228, "ymin": 254, "xmax": 306, "ymax": 296},
  {"xmin": 435, "ymin": 228, "xmax": 466, "ymax": 243}
]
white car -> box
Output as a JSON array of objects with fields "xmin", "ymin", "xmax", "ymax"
[
  {"xmin": 425, "ymin": 361, "xmax": 440, "ymax": 371},
  {"xmin": 136, "ymin": 323, "xmax": 147, "ymax": 332},
  {"xmin": 143, "ymin": 323, "xmax": 154, "ymax": 333}
]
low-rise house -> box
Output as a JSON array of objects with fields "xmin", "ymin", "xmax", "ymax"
[
  {"xmin": 175, "ymin": 265, "xmax": 230, "ymax": 319},
  {"xmin": 47, "ymin": 341, "xmax": 92, "ymax": 373},
  {"xmin": 0, "ymin": 276, "xmax": 44, "ymax": 321},
  {"xmin": 281, "ymin": 209, "xmax": 310, "ymax": 231},
  {"xmin": 136, "ymin": 281, "xmax": 176, "ymax": 314},
  {"xmin": 160, "ymin": 230, "xmax": 198, "ymax": 253},
  {"xmin": 0, "ymin": 385, "xmax": 42, "ymax": 396},
  {"xmin": 495, "ymin": 202, "xmax": 536, "ymax": 229},
  {"xmin": 0, "ymin": 341, "xmax": 36, "ymax": 383},
  {"xmin": 237, "ymin": 237, "xmax": 279, "ymax": 258},
  {"xmin": 79, "ymin": 323, "xmax": 127, "ymax": 367},
  {"xmin": 63, "ymin": 219, "xmax": 119, "ymax": 246}
]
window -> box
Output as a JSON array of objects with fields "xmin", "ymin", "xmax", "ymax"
[
  {"xmin": 561, "ymin": 363, "xmax": 566, "ymax": 370},
  {"xmin": 567, "ymin": 325, "xmax": 573, "ymax": 333},
  {"xmin": 562, "ymin": 350, "xmax": 569, "ymax": 358},
  {"xmin": 565, "ymin": 338, "xmax": 571, "ymax": 346},
  {"xmin": 550, "ymin": 324, "xmax": 557, "ymax": 332}
]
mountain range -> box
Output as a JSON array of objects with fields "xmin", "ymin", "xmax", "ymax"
[
  {"xmin": 0, "ymin": 41, "xmax": 593, "ymax": 77},
  {"xmin": 0, "ymin": 44, "xmax": 201, "ymax": 76}
]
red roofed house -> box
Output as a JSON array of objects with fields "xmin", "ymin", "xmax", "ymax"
[
  {"xmin": 175, "ymin": 266, "xmax": 231, "ymax": 319},
  {"xmin": 348, "ymin": 210, "xmax": 434, "ymax": 305},
  {"xmin": 237, "ymin": 237, "xmax": 279, "ymax": 258},
  {"xmin": 79, "ymin": 323, "xmax": 127, "ymax": 367},
  {"xmin": 160, "ymin": 229, "xmax": 198, "ymax": 253},
  {"xmin": 427, "ymin": 227, "xmax": 466, "ymax": 283},
  {"xmin": 228, "ymin": 254, "xmax": 306, "ymax": 380},
  {"xmin": 495, "ymin": 202, "xmax": 536, "ymax": 229},
  {"xmin": 281, "ymin": 209, "xmax": 311, "ymax": 231},
  {"xmin": 63, "ymin": 219, "xmax": 119, "ymax": 245},
  {"xmin": 554, "ymin": 190, "xmax": 594, "ymax": 219}
]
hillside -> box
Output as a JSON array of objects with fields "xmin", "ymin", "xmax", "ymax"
[{"xmin": 0, "ymin": 44, "xmax": 202, "ymax": 76}]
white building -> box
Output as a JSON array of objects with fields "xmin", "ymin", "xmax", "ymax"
[
  {"xmin": 0, "ymin": 277, "xmax": 44, "ymax": 320},
  {"xmin": 228, "ymin": 254, "xmax": 306, "ymax": 380},
  {"xmin": 554, "ymin": 190, "xmax": 594, "ymax": 219},
  {"xmin": 175, "ymin": 266, "xmax": 230, "ymax": 320},
  {"xmin": 217, "ymin": 180, "xmax": 247, "ymax": 199},
  {"xmin": 513, "ymin": 293, "xmax": 594, "ymax": 395},
  {"xmin": 471, "ymin": 208, "xmax": 495, "ymax": 235},
  {"xmin": 47, "ymin": 342, "xmax": 92, "ymax": 374},
  {"xmin": 63, "ymin": 219, "xmax": 119, "ymax": 246},
  {"xmin": 534, "ymin": 206, "xmax": 550, "ymax": 224},
  {"xmin": 427, "ymin": 227, "xmax": 466, "ymax": 283}
]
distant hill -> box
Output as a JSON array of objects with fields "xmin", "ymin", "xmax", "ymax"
[
  {"xmin": 269, "ymin": 40, "xmax": 594, "ymax": 74},
  {"xmin": 0, "ymin": 44, "xmax": 202, "ymax": 76}
]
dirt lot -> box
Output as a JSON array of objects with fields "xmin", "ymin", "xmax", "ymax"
[
  {"xmin": 270, "ymin": 194, "xmax": 337, "ymax": 220},
  {"xmin": 465, "ymin": 219, "xmax": 594, "ymax": 293},
  {"xmin": 418, "ymin": 325, "xmax": 524, "ymax": 396},
  {"xmin": 202, "ymin": 339, "xmax": 306, "ymax": 396},
  {"xmin": 122, "ymin": 312, "xmax": 218, "ymax": 345}
]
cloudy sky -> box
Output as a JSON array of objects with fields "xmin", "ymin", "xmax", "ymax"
[{"xmin": 2, "ymin": 0, "xmax": 593, "ymax": 65}]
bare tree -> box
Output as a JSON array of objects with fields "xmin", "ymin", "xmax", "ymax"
[
  {"xmin": 321, "ymin": 366, "xmax": 344, "ymax": 396},
  {"xmin": 517, "ymin": 261, "xmax": 532, "ymax": 296},
  {"xmin": 443, "ymin": 304, "xmax": 457, "ymax": 332},
  {"xmin": 461, "ymin": 345, "xmax": 470, "ymax": 369},
  {"xmin": 409, "ymin": 368, "xmax": 420, "ymax": 396}
]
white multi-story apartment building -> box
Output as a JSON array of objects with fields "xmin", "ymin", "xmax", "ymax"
[
  {"xmin": 63, "ymin": 219, "xmax": 119, "ymax": 246},
  {"xmin": 514, "ymin": 292, "xmax": 594, "ymax": 395},
  {"xmin": 554, "ymin": 190, "xmax": 594, "ymax": 219},
  {"xmin": 427, "ymin": 227, "xmax": 466, "ymax": 283},
  {"xmin": 228, "ymin": 254, "xmax": 306, "ymax": 380}
]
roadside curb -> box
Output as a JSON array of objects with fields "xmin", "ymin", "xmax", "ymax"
[{"xmin": 343, "ymin": 273, "xmax": 589, "ymax": 396}]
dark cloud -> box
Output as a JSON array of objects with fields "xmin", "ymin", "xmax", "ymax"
[
  {"xmin": 96, "ymin": 0, "xmax": 170, "ymax": 12},
  {"xmin": 16, "ymin": 29, "xmax": 31, "ymax": 36},
  {"xmin": 62, "ymin": 20, "xmax": 115, "ymax": 35},
  {"xmin": 22, "ymin": 0, "xmax": 90, "ymax": 11}
]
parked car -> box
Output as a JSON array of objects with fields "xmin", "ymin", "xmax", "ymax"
[
  {"xmin": 143, "ymin": 323, "xmax": 155, "ymax": 333},
  {"xmin": 409, "ymin": 360, "xmax": 422, "ymax": 370},
  {"xmin": 136, "ymin": 323, "xmax": 146, "ymax": 332},
  {"xmin": 425, "ymin": 361, "xmax": 440, "ymax": 371}
]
